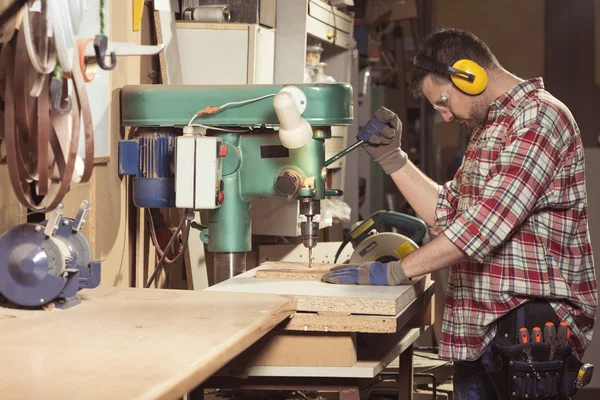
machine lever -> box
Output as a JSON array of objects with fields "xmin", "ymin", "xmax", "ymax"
[
  {"xmin": 324, "ymin": 140, "xmax": 365, "ymax": 167},
  {"xmin": 324, "ymin": 189, "xmax": 343, "ymax": 197}
]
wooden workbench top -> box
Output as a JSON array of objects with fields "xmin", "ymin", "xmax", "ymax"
[{"xmin": 0, "ymin": 287, "xmax": 295, "ymax": 400}]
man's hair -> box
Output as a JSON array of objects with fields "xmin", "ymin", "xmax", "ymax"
[{"xmin": 408, "ymin": 28, "xmax": 500, "ymax": 97}]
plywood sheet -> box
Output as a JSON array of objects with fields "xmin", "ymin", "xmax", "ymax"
[
  {"xmin": 0, "ymin": 287, "xmax": 295, "ymax": 400},
  {"xmin": 205, "ymin": 265, "xmax": 429, "ymax": 316},
  {"xmin": 255, "ymin": 261, "xmax": 343, "ymax": 280}
]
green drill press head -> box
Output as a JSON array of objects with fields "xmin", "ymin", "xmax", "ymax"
[{"xmin": 120, "ymin": 83, "xmax": 354, "ymax": 255}]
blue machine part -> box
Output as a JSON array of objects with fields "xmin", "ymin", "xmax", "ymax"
[
  {"xmin": 0, "ymin": 219, "xmax": 101, "ymax": 308},
  {"xmin": 118, "ymin": 131, "xmax": 177, "ymax": 208}
]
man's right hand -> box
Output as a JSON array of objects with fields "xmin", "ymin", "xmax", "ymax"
[{"xmin": 358, "ymin": 107, "xmax": 408, "ymax": 175}]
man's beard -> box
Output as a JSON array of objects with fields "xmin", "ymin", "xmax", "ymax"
[{"xmin": 456, "ymin": 98, "xmax": 489, "ymax": 129}]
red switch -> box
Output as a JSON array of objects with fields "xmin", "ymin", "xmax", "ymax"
[
  {"xmin": 218, "ymin": 144, "xmax": 228, "ymax": 157},
  {"xmin": 218, "ymin": 192, "xmax": 224, "ymax": 204}
]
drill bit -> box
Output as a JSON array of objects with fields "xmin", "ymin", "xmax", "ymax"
[{"xmin": 308, "ymin": 248, "xmax": 313, "ymax": 268}]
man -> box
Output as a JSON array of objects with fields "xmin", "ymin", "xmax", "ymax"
[{"xmin": 322, "ymin": 28, "xmax": 597, "ymax": 398}]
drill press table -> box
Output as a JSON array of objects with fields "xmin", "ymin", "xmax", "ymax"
[
  {"xmin": 0, "ymin": 287, "xmax": 295, "ymax": 400},
  {"xmin": 200, "ymin": 263, "xmax": 435, "ymax": 399}
]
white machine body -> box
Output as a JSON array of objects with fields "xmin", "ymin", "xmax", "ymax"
[{"xmin": 175, "ymin": 136, "xmax": 225, "ymax": 209}]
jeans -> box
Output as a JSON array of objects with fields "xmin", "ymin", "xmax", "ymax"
[{"xmin": 453, "ymin": 344, "xmax": 500, "ymax": 400}]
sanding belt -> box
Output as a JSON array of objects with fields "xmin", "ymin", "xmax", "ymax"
[{"xmin": 0, "ymin": 23, "xmax": 94, "ymax": 212}]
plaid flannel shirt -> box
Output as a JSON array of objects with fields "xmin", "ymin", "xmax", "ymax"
[{"xmin": 433, "ymin": 78, "xmax": 597, "ymax": 361}]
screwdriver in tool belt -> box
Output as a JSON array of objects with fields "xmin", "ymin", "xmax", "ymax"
[
  {"xmin": 519, "ymin": 327, "xmax": 534, "ymax": 362},
  {"xmin": 544, "ymin": 322, "xmax": 556, "ymax": 342},
  {"xmin": 557, "ymin": 321, "xmax": 571, "ymax": 345},
  {"xmin": 531, "ymin": 327, "xmax": 542, "ymax": 343},
  {"xmin": 519, "ymin": 327, "xmax": 529, "ymax": 344}
]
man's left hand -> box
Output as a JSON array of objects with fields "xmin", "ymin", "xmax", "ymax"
[{"xmin": 321, "ymin": 260, "xmax": 411, "ymax": 286}]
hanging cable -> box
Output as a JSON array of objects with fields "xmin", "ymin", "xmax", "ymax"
[{"xmin": 145, "ymin": 210, "xmax": 194, "ymax": 288}]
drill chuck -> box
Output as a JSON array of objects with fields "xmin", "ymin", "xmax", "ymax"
[
  {"xmin": 301, "ymin": 220, "xmax": 319, "ymax": 248},
  {"xmin": 300, "ymin": 199, "xmax": 320, "ymax": 249}
]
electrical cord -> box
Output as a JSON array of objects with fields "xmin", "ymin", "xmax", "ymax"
[
  {"xmin": 187, "ymin": 93, "xmax": 276, "ymax": 126},
  {"xmin": 145, "ymin": 211, "xmax": 192, "ymax": 288},
  {"xmin": 147, "ymin": 208, "xmax": 188, "ymax": 265}
]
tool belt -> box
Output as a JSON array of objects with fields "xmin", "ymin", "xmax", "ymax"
[{"xmin": 486, "ymin": 300, "xmax": 590, "ymax": 400}]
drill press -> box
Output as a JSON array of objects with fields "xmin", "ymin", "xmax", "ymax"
[{"xmin": 119, "ymin": 83, "xmax": 353, "ymax": 283}]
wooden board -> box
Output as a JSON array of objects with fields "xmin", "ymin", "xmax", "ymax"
[
  {"xmin": 255, "ymin": 261, "xmax": 343, "ymax": 280},
  {"xmin": 230, "ymin": 332, "xmax": 357, "ymax": 368},
  {"xmin": 206, "ymin": 265, "xmax": 430, "ymax": 316},
  {"xmin": 282, "ymin": 282, "xmax": 435, "ymax": 333},
  {"xmin": 0, "ymin": 287, "xmax": 295, "ymax": 400},
  {"xmin": 218, "ymin": 326, "xmax": 427, "ymax": 378}
]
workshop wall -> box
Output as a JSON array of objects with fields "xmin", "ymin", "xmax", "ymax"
[
  {"xmin": 545, "ymin": 0, "xmax": 600, "ymax": 148},
  {"xmin": 432, "ymin": 0, "xmax": 546, "ymax": 155},
  {"xmin": 435, "ymin": 0, "xmax": 545, "ymax": 79}
]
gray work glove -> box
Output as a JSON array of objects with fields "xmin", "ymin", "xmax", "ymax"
[
  {"xmin": 357, "ymin": 107, "xmax": 408, "ymax": 174},
  {"xmin": 321, "ymin": 260, "xmax": 411, "ymax": 285}
]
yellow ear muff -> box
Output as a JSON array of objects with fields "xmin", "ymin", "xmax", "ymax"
[{"xmin": 450, "ymin": 59, "xmax": 488, "ymax": 95}]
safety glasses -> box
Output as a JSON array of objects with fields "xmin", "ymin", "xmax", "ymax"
[{"xmin": 432, "ymin": 83, "xmax": 453, "ymax": 113}]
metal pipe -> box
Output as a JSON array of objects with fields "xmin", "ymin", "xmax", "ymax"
[{"xmin": 214, "ymin": 252, "xmax": 246, "ymax": 284}]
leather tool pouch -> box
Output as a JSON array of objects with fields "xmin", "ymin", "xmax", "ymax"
[{"xmin": 489, "ymin": 300, "xmax": 583, "ymax": 400}]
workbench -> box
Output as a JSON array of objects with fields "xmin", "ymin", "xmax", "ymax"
[
  {"xmin": 0, "ymin": 287, "xmax": 295, "ymax": 400},
  {"xmin": 198, "ymin": 264, "xmax": 436, "ymax": 400}
]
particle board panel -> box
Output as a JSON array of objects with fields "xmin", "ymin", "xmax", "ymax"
[
  {"xmin": 205, "ymin": 265, "xmax": 430, "ymax": 316},
  {"xmin": 281, "ymin": 282, "xmax": 435, "ymax": 333},
  {"xmin": 255, "ymin": 261, "xmax": 342, "ymax": 280},
  {"xmin": 0, "ymin": 287, "xmax": 295, "ymax": 400}
]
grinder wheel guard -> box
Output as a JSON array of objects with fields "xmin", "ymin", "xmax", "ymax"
[{"xmin": 0, "ymin": 19, "xmax": 95, "ymax": 212}]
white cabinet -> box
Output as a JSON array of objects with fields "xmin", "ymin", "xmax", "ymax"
[{"xmin": 176, "ymin": 22, "xmax": 274, "ymax": 85}]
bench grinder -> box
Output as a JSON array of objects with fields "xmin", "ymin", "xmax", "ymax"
[{"xmin": 118, "ymin": 84, "xmax": 353, "ymax": 283}]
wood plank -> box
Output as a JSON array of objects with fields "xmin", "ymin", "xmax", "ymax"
[
  {"xmin": 255, "ymin": 261, "xmax": 342, "ymax": 280},
  {"xmin": 0, "ymin": 287, "xmax": 295, "ymax": 399},
  {"xmin": 154, "ymin": 9, "xmax": 184, "ymax": 85},
  {"xmin": 206, "ymin": 265, "xmax": 430, "ymax": 316},
  {"xmin": 231, "ymin": 331, "xmax": 357, "ymax": 368}
]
